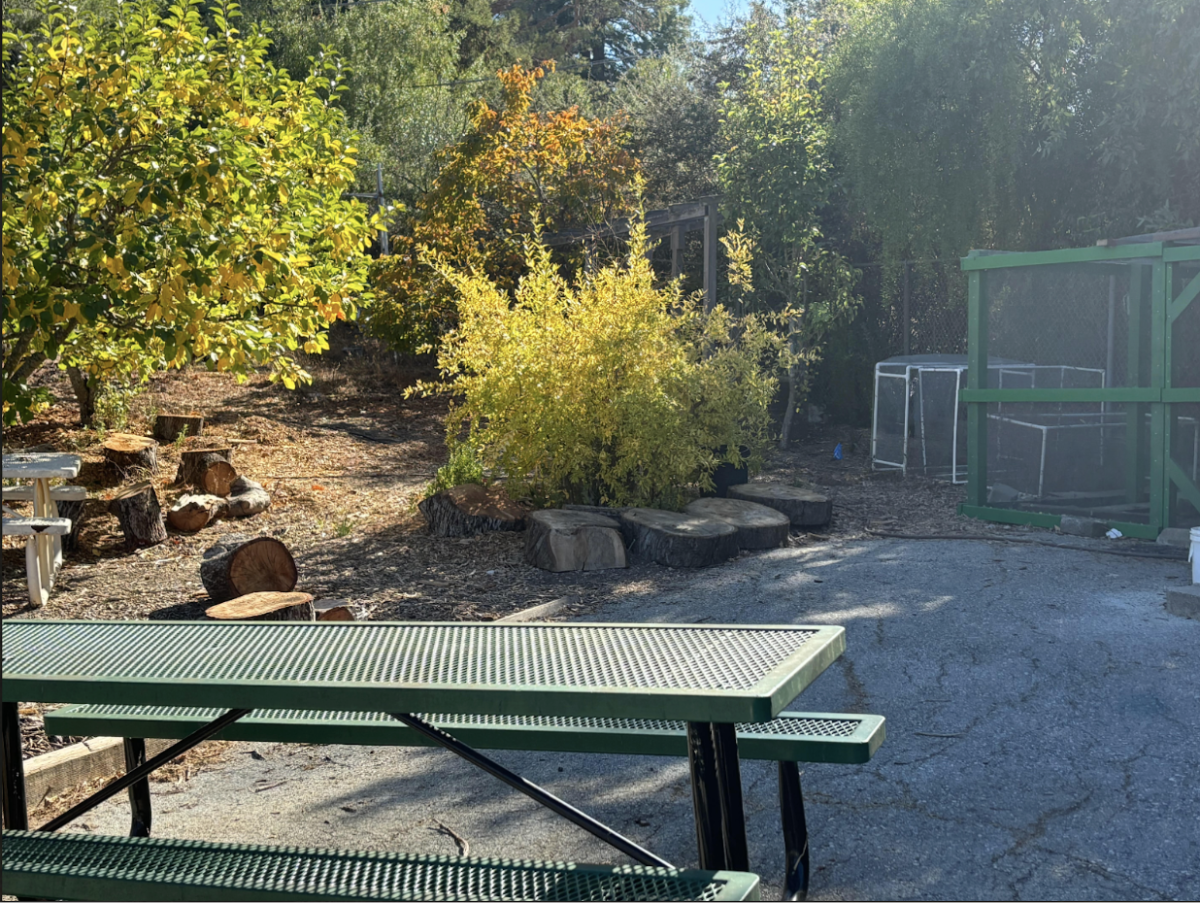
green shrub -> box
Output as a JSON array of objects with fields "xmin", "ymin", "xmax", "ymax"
[
  {"xmin": 425, "ymin": 441, "xmax": 487, "ymax": 496},
  {"xmin": 415, "ymin": 221, "xmax": 781, "ymax": 508}
]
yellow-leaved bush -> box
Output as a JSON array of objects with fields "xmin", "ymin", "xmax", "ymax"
[{"xmin": 417, "ymin": 221, "xmax": 782, "ymax": 508}]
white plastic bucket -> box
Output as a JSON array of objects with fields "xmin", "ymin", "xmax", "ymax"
[{"xmin": 1192, "ymin": 527, "xmax": 1200, "ymax": 584}]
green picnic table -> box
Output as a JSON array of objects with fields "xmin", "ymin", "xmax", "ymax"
[{"xmin": 2, "ymin": 619, "xmax": 846, "ymax": 900}]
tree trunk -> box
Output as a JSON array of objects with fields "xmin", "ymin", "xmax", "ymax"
[
  {"xmin": 225, "ymin": 476, "xmax": 270, "ymax": 517},
  {"xmin": 152, "ymin": 413, "xmax": 204, "ymax": 443},
  {"xmin": 175, "ymin": 446, "xmax": 234, "ymax": 486},
  {"xmin": 200, "ymin": 459, "xmax": 238, "ymax": 498},
  {"xmin": 167, "ymin": 494, "xmax": 228, "ymax": 533},
  {"xmin": 200, "ymin": 535, "xmax": 297, "ymax": 603},
  {"xmin": 103, "ymin": 433, "xmax": 159, "ymax": 477},
  {"xmin": 206, "ymin": 591, "xmax": 314, "ymax": 622},
  {"xmin": 418, "ymin": 484, "xmax": 527, "ymax": 537},
  {"xmin": 107, "ymin": 482, "xmax": 167, "ymax": 548},
  {"xmin": 525, "ymin": 509, "xmax": 626, "ymax": 572},
  {"xmin": 56, "ymin": 498, "xmax": 86, "ymax": 554},
  {"xmin": 315, "ymin": 598, "xmax": 356, "ymax": 621},
  {"xmin": 618, "ymin": 508, "xmax": 739, "ymax": 568},
  {"xmin": 67, "ymin": 366, "xmax": 99, "ymax": 427}
]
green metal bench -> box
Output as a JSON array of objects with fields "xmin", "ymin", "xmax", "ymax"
[
  {"xmin": 46, "ymin": 706, "xmax": 886, "ymax": 899},
  {"xmin": 1, "ymin": 829, "xmax": 762, "ymax": 901}
]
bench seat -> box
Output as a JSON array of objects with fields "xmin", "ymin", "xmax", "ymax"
[
  {"xmin": 3, "ymin": 484, "xmax": 88, "ymax": 502},
  {"xmin": 1, "ymin": 829, "xmax": 761, "ymax": 901},
  {"xmin": 46, "ymin": 706, "xmax": 885, "ymax": 764},
  {"xmin": 1, "ymin": 515, "xmax": 71, "ymax": 536}
]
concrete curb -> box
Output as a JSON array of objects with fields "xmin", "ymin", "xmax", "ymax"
[{"xmin": 19, "ymin": 736, "xmax": 174, "ymax": 817}]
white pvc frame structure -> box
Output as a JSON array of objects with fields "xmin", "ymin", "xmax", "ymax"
[{"xmin": 872, "ymin": 359, "xmax": 1107, "ymax": 485}]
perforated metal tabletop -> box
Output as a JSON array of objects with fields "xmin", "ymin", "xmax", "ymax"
[{"xmin": 2, "ymin": 620, "xmax": 845, "ymax": 723}]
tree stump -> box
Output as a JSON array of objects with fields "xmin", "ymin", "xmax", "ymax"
[
  {"xmin": 200, "ymin": 535, "xmax": 297, "ymax": 603},
  {"xmin": 200, "ymin": 458, "xmax": 238, "ymax": 498},
  {"xmin": 728, "ymin": 483, "xmax": 833, "ymax": 528},
  {"xmin": 107, "ymin": 482, "xmax": 167, "ymax": 548},
  {"xmin": 206, "ymin": 591, "xmax": 314, "ymax": 622},
  {"xmin": 418, "ymin": 484, "xmax": 527, "ymax": 537},
  {"xmin": 225, "ymin": 476, "xmax": 270, "ymax": 518},
  {"xmin": 103, "ymin": 433, "xmax": 158, "ymax": 477},
  {"xmin": 55, "ymin": 498, "xmax": 86, "ymax": 554},
  {"xmin": 175, "ymin": 444, "xmax": 234, "ymax": 486},
  {"xmin": 167, "ymin": 494, "xmax": 228, "ymax": 533},
  {"xmin": 684, "ymin": 498, "xmax": 790, "ymax": 550},
  {"xmin": 315, "ymin": 598, "xmax": 356, "ymax": 621},
  {"xmin": 619, "ymin": 508, "xmax": 738, "ymax": 568},
  {"xmin": 525, "ymin": 509, "xmax": 627, "ymax": 572},
  {"xmin": 152, "ymin": 413, "xmax": 204, "ymax": 443}
]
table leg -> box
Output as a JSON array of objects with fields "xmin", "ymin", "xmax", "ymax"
[
  {"xmin": 686, "ymin": 721, "xmax": 749, "ymax": 872},
  {"xmin": 27, "ymin": 478, "xmax": 61, "ymax": 607},
  {"xmin": 124, "ymin": 738, "xmax": 152, "ymax": 837},
  {"xmin": 2, "ymin": 701, "xmax": 29, "ymax": 831},
  {"xmin": 778, "ymin": 761, "xmax": 810, "ymax": 901}
]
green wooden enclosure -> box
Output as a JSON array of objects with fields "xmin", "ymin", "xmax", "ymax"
[{"xmin": 958, "ymin": 231, "xmax": 1200, "ymax": 538}]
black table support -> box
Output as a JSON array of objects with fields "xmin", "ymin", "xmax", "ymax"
[
  {"xmin": 687, "ymin": 721, "xmax": 749, "ymax": 872},
  {"xmin": 2, "ymin": 701, "xmax": 29, "ymax": 831},
  {"xmin": 38, "ymin": 709, "xmax": 251, "ymax": 833},
  {"xmin": 124, "ymin": 738, "xmax": 152, "ymax": 837},
  {"xmin": 390, "ymin": 712, "xmax": 673, "ymax": 869},
  {"xmin": 778, "ymin": 761, "xmax": 810, "ymax": 900}
]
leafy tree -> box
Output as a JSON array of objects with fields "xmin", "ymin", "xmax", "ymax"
[
  {"xmin": 2, "ymin": 0, "xmax": 373, "ymax": 425},
  {"xmin": 370, "ymin": 63, "xmax": 640, "ymax": 352},
  {"xmin": 418, "ymin": 221, "xmax": 781, "ymax": 507},
  {"xmin": 827, "ymin": 0, "xmax": 1200, "ymax": 259},
  {"xmin": 496, "ymin": 0, "xmax": 692, "ymax": 81},
  {"xmin": 717, "ymin": 8, "xmax": 858, "ymax": 447},
  {"xmin": 238, "ymin": 0, "xmax": 478, "ymax": 204},
  {"xmin": 611, "ymin": 44, "xmax": 722, "ymax": 206}
]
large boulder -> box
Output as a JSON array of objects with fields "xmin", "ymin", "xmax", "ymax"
[
  {"xmin": 619, "ymin": 508, "xmax": 739, "ymax": 568},
  {"xmin": 684, "ymin": 497, "xmax": 790, "ymax": 550},
  {"xmin": 728, "ymin": 482, "xmax": 832, "ymax": 528},
  {"xmin": 525, "ymin": 510, "xmax": 627, "ymax": 572}
]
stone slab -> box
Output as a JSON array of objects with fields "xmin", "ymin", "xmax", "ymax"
[{"xmin": 1165, "ymin": 584, "xmax": 1200, "ymax": 621}]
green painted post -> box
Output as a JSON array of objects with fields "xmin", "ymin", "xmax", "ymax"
[
  {"xmin": 966, "ymin": 271, "xmax": 988, "ymax": 507},
  {"xmin": 1124, "ymin": 265, "xmax": 1144, "ymax": 503},
  {"xmin": 1148, "ymin": 260, "xmax": 1167, "ymax": 532}
]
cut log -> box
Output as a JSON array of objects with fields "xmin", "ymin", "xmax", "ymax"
[
  {"xmin": 525, "ymin": 509, "xmax": 627, "ymax": 572},
  {"xmin": 619, "ymin": 508, "xmax": 738, "ymax": 568},
  {"xmin": 206, "ymin": 591, "xmax": 314, "ymax": 622},
  {"xmin": 225, "ymin": 476, "xmax": 270, "ymax": 518},
  {"xmin": 200, "ymin": 535, "xmax": 297, "ymax": 603},
  {"xmin": 200, "ymin": 458, "xmax": 238, "ymax": 498},
  {"xmin": 314, "ymin": 598, "xmax": 356, "ymax": 621},
  {"xmin": 418, "ymin": 484, "xmax": 527, "ymax": 537},
  {"xmin": 167, "ymin": 494, "xmax": 228, "ymax": 533},
  {"xmin": 55, "ymin": 498, "xmax": 86, "ymax": 554},
  {"xmin": 152, "ymin": 413, "xmax": 204, "ymax": 443},
  {"xmin": 175, "ymin": 443, "xmax": 234, "ymax": 486},
  {"xmin": 103, "ymin": 433, "xmax": 158, "ymax": 477},
  {"xmin": 684, "ymin": 498, "xmax": 790, "ymax": 550},
  {"xmin": 107, "ymin": 482, "xmax": 167, "ymax": 548},
  {"xmin": 728, "ymin": 483, "xmax": 833, "ymax": 528}
]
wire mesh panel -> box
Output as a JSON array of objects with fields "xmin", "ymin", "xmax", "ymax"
[
  {"xmin": 986, "ymin": 263, "xmax": 1139, "ymax": 386},
  {"xmin": 985, "ymin": 402, "xmax": 1138, "ymax": 518},
  {"xmin": 872, "ymin": 364, "xmax": 909, "ymax": 470}
]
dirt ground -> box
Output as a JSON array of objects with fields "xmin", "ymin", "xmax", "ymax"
[{"xmin": 3, "ymin": 356, "xmax": 1015, "ymax": 757}]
